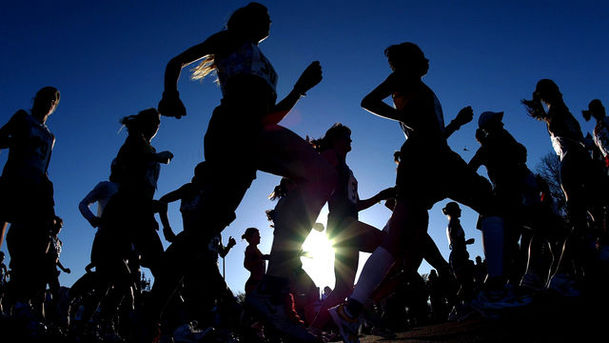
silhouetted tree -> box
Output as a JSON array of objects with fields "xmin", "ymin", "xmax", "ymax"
[{"xmin": 536, "ymin": 152, "xmax": 567, "ymax": 215}]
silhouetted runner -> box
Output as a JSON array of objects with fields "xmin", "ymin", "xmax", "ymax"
[
  {"xmin": 152, "ymin": 3, "xmax": 336, "ymax": 342},
  {"xmin": 330, "ymin": 42, "xmax": 525, "ymax": 343}
]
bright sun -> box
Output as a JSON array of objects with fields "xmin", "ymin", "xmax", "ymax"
[{"xmin": 300, "ymin": 228, "xmax": 335, "ymax": 290}]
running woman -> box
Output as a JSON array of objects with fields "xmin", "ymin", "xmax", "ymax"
[
  {"xmin": 330, "ymin": 42, "xmax": 519, "ymax": 343},
  {"xmin": 263, "ymin": 176, "xmax": 320, "ymax": 327},
  {"xmin": 470, "ymin": 111, "xmax": 556, "ymax": 291},
  {"xmin": 243, "ymin": 227, "xmax": 269, "ymax": 295},
  {"xmin": 442, "ymin": 202, "xmax": 475, "ymax": 316},
  {"xmin": 155, "ymin": 3, "xmax": 336, "ymax": 340},
  {"xmin": 470, "ymin": 112, "xmax": 532, "ymax": 285},
  {"xmin": 103, "ymin": 108, "xmax": 172, "ymax": 278},
  {"xmin": 78, "ymin": 160, "xmax": 120, "ymax": 230},
  {"xmin": 43, "ymin": 216, "xmax": 70, "ymax": 325},
  {"xmin": 522, "ymin": 80, "xmax": 608, "ymax": 294},
  {"xmin": 582, "ymin": 99, "xmax": 609, "ymax": 250},
  {"xmin": 0, "ymin": 87, "xmax": 59, "ymax": 249},
  {"xmin": 308, "ymin": 123, "xmax": 394, "ymax": 331},
  {"xmin": 583, "ymin": 99, "xmax": 609, "ymax": 170},
  {"xmin": 0, "ymin": 87, "xmax": 59, "ymax": 335},
  {"xmin": 99, "ymin": 108, "xmax": 171, "ymax": 341},
  {"xmin": 71, "ymin": 160, "xmax": 123, "ymax": 336},
  {"xmin": 155, "ymin": 162, "xmax": 239, "ymax": 332}
]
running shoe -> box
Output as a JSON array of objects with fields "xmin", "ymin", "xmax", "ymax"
[
  {"xmin": 129, "ymin": 316, "xmax": 162, "ymax": 343},
  {"xmin": 245, "ymin": 289, "xmax": 318, "ymax": 342},
  {"xmin": 172, "ymin": 321, "xmax": 214, "ymax": 343},
  {"xmin": 448, "ymin": 303, "xmax": 477, "ymax": 322},
  {"xmin": 328, "ymin": 304, "xmax": 361, "ymax": 343},
  {"xmin": 24, "ymin": 319, "xmax": 49, "ymax": 340},
  {"xmin": 547, "ymin": 273, "xmax": 581, "ymax": 297},
  {"xmin": 520, "ymin": 272, "xmax": 545, "ymax": 293},
  {"xmin": 370, "ymin": 325, "xmax": 396, "ymax": 339},
  {"xmin": 470, "ymin": 286, "xmax": 532, "ymax": 311},
  {"xmin": 100, "ymin": 322, "xmax": 124, "ymax": 343},
  {"xmin": 14, "ymin": 301, "xmax": 49, "ymax": 340}
]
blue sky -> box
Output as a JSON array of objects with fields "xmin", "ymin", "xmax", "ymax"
[{"xmin": 1, "ymin": 1, "xmax": 608, "ymax": 294}]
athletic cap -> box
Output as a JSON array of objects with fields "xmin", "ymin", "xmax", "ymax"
[{"xmin": 478, "ymin": 111, "xmax": 504, "ymax": 129}]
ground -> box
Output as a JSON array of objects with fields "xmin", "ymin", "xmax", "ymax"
[
  {"xmin": 358, "ymin": 291, "xmax": 605, "ymax": 343},
  {"xmin": 1, "ymin": 289, "xmax": 606, "ymax": 342}
]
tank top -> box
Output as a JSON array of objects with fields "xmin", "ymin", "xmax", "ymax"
[
  {"xmin": 328, "ymin": 161, "xmax": 359, "ymax": 223},
  {"xmin": 216, "ymin": 42, "xmax": 278, "ymax": 97},
  {"xmin": 392, "ymin": 81, "xmax": 447, "ymax": 151},
  {"xmin": 3, "ymin": 110, "xmax": 55, "ymax": 182},
  {"xmin": 545, "ymin": 105, "xmax": 585, "ymax": 160}
]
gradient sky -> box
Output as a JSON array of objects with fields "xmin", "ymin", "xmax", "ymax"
[{"xmin": 1, "ymin": 1, "xmax": 608, "ymax": 295}]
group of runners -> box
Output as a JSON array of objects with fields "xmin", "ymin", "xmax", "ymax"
[{"xmin": 2, "ymin": 2, "xmax": 609, "ymax": 343}]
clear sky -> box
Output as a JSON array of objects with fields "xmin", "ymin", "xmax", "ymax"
[{"xmin": 1, "ymin": 1, "xmax": 608, "ymax": 295}]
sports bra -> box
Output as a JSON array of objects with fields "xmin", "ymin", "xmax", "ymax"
[{"xmin": 215, "ymin": 42, "xmax": 278, "ymax": 97}]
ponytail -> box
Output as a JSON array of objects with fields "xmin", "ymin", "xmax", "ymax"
[
  {"xmin": 119, "ymin": 108, "xmax": 159, "ymax": 134},
  {"xmin": 310, "ymin": 123, "xmax": 351, "ymax": 152}
]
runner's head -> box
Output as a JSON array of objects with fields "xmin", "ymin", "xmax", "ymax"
[
  {"xmin": 442, "ymin": 201, "xmax": 461, "ymax": 218},
  {"xmin": 478, "ymin": 111, "xmax": 504, "ymax": 133},
  {"xmin": 384, "ymin": 42, "xmax": 429, "ymax": 76},
  {"xmin": 32, "ymin": 86, "xmax": 60, "ymax": 123},
  {"xmin": 192, "ymin": 3, "xmax": 269, "ymax": 81},
  {"xmin": 227, "ymin": 2, "xmax": 270, "ymax": 43},
  {"xmin": 583, "ymin": 99, "xmax": 605, "ymax": 122},
  {"xmin": 268, "ymin": 177, "xmax": 295, "ymax": 200},
  {"xmin": 533, "ymin": 79, "xmax": 562, "ymax": 105},
  {"xmin": 242, "ymin": 227, "xmax": 260, "ymax": 244},
  {"xmin": 192, "ymin": 161, "xmax": 212, "ymax": 184},
  {"xmin": 311, "ymin": 123, "xmax": 351, "ymax": 154},
  {"xmin": 120, "ymin": 108, "xmax": 161, "ymax": 141}
]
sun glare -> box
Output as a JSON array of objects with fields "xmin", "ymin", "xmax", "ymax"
[{"xmin": 301, "ymin": 229, "xmax": 335, "ymax": 290}]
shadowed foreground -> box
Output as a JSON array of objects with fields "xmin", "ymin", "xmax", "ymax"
[
  {"xmin": 359, "ymin": 292, "xmax": 606, "ymax": 343},
  {"xmin": 0, "ymin": 289, "xmax": 606, "ymax": 342}
]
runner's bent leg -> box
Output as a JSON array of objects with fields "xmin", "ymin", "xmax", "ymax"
[{"xmin": 255, "ymin": 125, "xmax": 337, "ymax": 279}]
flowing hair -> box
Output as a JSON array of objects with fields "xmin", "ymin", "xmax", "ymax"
[
  {"xmin": 268, "ymin": 177, "xmax": 291, "ymax": 200},
  {"xmin": 191, "ymin": 2, "xmax": 268, "ymax": 81},
  {"xmin": 522, "ymin": 79, "xmax": 562, "ymax": 120},
  {"xmin": 242, "ymin": 227, "xmax": 259, "ymax": 241},
  {"xmin": 310, "ymin": 123, "xmax": 351, "ymax": 153},
  {"xmin": 191, "ymin": 55, "xmax": 216, "ymax": 81},
  {"xmin": 384, "ymin": 42, "xmax": 427, "ymax": 75},
  {"xmin": 119, "ymin": 108, "xmax": 160, "ymax": 135}
]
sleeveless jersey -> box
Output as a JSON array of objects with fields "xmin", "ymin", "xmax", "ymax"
[
  {"xmin": 114, "ymin": 135, "xmax": 160, "ymax": 198},
  {"xmin": 328, "ymin": 161, "xmax": 359, "ymax": 222},
  {"xmin": 446, "ymin": 218, "xmax": 466, "ymax": 253},
  {"xmin": 216, "ymin": 42, "xmax": 278, "ymax": 97},
  {"xmin": 545, "ymin": 105, "xmax": 585, "ymax": 160},
  {"xmin": 2, "ymin": 110, "xmax": 55, "ymax": 181},
  {"xmin": 391, "ymin": 81, "xmax": 446, "ymax": 150},
  {"xmin": 179, "ymin": 183, "xmax": 211, "ymax": 232}
]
